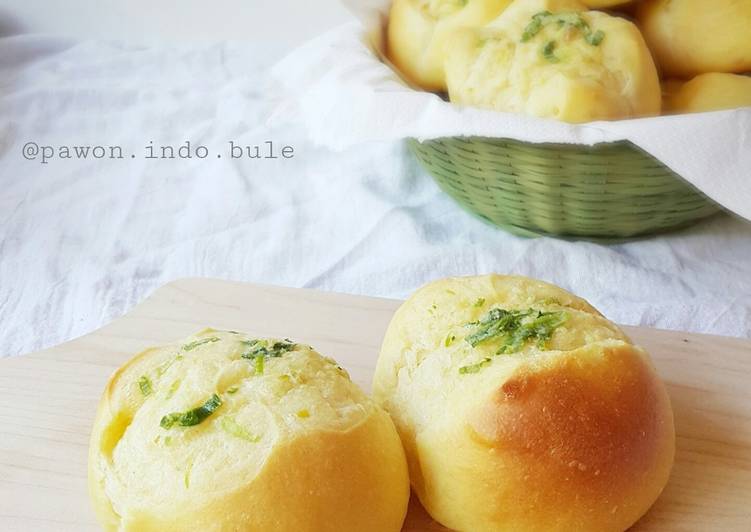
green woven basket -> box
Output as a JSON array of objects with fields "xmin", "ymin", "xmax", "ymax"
[{"xmin": 408, "ymin": 137, "xmax": 721, "ymax": 239}]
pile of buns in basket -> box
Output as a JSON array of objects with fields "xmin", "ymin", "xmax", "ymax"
[
  {"xmin": 386, "ymin": 0, "xmax": 751, "ymax": 122},
  {"xmin": 89, "ymin": 274, "xmax": 675, "ymax": 531}
]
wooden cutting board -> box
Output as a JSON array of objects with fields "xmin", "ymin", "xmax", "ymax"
[{"xmin": 1, "ymin": 278, "xmax": 750, "ymax": 531}]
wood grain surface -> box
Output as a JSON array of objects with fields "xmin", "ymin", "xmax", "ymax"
[{"xmin": 1, "ymin": 278, "xmax": 750, "ymax": 531}]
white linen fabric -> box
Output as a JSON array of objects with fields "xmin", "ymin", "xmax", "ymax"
[
  {"xmin": 270, "ymin": 19, "xmax": 751, "ymax": 221},
  {"xmin": 1, "ymin": 34, "xmax": 750, "ymax": 358}
]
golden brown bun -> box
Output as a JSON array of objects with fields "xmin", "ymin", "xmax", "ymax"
[
  {"xmin": 373, "ymin": 275, "xmax": 675, "ymax": 532},
  {"xmin": 444, "ymin": 0, "xmax": 661, "ymax": 122},
  {"xmin": 637, "ymin": 0, "xmax": 751, "ymax": 77},
  {"xmin": 664, "ymin": 73, "xmax": 751, "ymax": 114},
  {"xmin": 89, "ymin": 329, "xmax": 410, "ymax": 532},
  {"xmin": 387, "ymin": 0, "xmax": 513, "ymax": 91}
]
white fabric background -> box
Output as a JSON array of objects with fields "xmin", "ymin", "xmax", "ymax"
[{"xmin": 1, "ymin": 34, "xmax": 750, "ymax": 358}]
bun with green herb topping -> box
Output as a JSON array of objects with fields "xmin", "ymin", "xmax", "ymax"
[
  {"xmin": 373, "ymin": 274, "xmax": 675, "ymax": 531},
  {"xmin": 387, "ymin": 0, "xmax": 514, "ymax": 91},
  {"xmin": 443, "ymin": 0, "xmax": 661, "ymax": 122},
  {"xmin": 89, "ymin": 329, "xmax": 410, "ymax": 532}
]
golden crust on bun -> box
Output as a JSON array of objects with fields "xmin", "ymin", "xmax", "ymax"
[
  {"xmin": 387, "ymin": 0, "xmax": 514, "ymax": 90},
  {"xmin": 89, "ymin": 329, "xmax": 410, "ymax": 532},
  {"xmin": 444, "ymin": 0, "xmax": 661, "ymax": 122},
  {"xmin": 664, "ymin": 73, "xmax": 751, "ymax": 114},
  {"xmin": 373, "ymin": 274, "xmax": 675, "ymax": 532},
  {"xmin": 637, "ymin": 0, "xmax": 751, "ymax": 77}
]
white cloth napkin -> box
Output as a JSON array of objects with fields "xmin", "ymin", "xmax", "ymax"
[
  {"xmin": 2, "ymin": 34, "xmax": 750, "ymax": 361},
  {"xmin": 270, "ymin": 1, "xmax": 751, "ymax": 221}
]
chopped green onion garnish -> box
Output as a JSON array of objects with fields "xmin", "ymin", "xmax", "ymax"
[
  {"xmin": 166, "ymin": 379, "xmax": 181, "ymax": 399},
  {"xmin": 585, "ymin": 29, "xmax": 605, "ymax": 46},
  {"xmin": 521, "ymin": 10, "xmax": 552, "ymax": 42},
  {"xmin": 241, "ymin": 339, "xmax": 296, "ymax": 359},
  {"xmin": 521, "ymin": 10, "xmax": 605, "ymax": 61},
  {"xmin": 543, "ymin": 40, "xmax": 560, "ymax": 63},
  {"xmin": 459, "ymin": 308, "xmax": 568, "ymax": 374},
  {"xmin": 160, "ymin": 394, "xmax": 223, "ymax": 429},
  {"xmin": 254, "ymin": 356, "xmax": 264, "ymax": 375},
  {"xmin": 184, "ymin": 460, "xmax": 193, "ymax": 489},
  {"xmin": 182, "ymin": 337, "xmax": 220, "ymax": 352},
  {"xmin": 240, "ymin": 339, "xmax": 297, "ymax": 374},
  {"xmin": 155, "ymin": 359, "xmax": 174, "ymax": 377},
  {"xmin": 459, "ymin": 357, "xmax": 493, "ymax": 374},
  {"xmin": 138, "ymin": 376, "xmax": 153, "ymax": 397},
  {"xmin": 220, "ymin": 416, "xmax": 261, "ymax": 442}
]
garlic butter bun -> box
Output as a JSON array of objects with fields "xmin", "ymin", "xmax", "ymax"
[
  {"xmin": 373, "ymin": 275, "xmax": 675, "ymax": 532},
  {"xmin": 664, "ymin": 73, "xmax": 751, "ymax": 114},
  {"xmin": 89, "ymin": 329, "xmax": 410, "ymax": 532},
  {"xmin": 444, "ymin": 0, "xmax": 661, "ymax": 122},
  {"xmin": 637, "ymin": 0, "xmax": 751, "ymax": 77},
  {"xmin": 387, "ymin": 0, "xmax": 513, "ymax": 91}
]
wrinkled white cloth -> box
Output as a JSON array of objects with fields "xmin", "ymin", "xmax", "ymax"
[
  {"xmin": 1, "ymin": 34, "xmax": 750, "ymax": 359},
  {"xmin": 271, "ymin": 18, "xmax": 751, "ymax": 221}
]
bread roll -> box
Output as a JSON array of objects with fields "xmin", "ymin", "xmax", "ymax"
[
  {"xmin": 637, "ymin": 0, "xmax": 751, "ymax": 77},
  {"xmin": 373, "ymin": 275, "xmax": 675, "ymax": 532},
  {"xmin": 444, "ymin": 0, "xmax": 661, "ymax": 122},
  {"xmin": 89, "ymin": 329, "xmax": 410, "ymax": 532},
  {"xmin": 664, "ymin": 73, "xmax": 751, "ymax": 114},
  {"xmin": 387, "ymin": 0, "xmax": 513, "ymax": 91}
]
